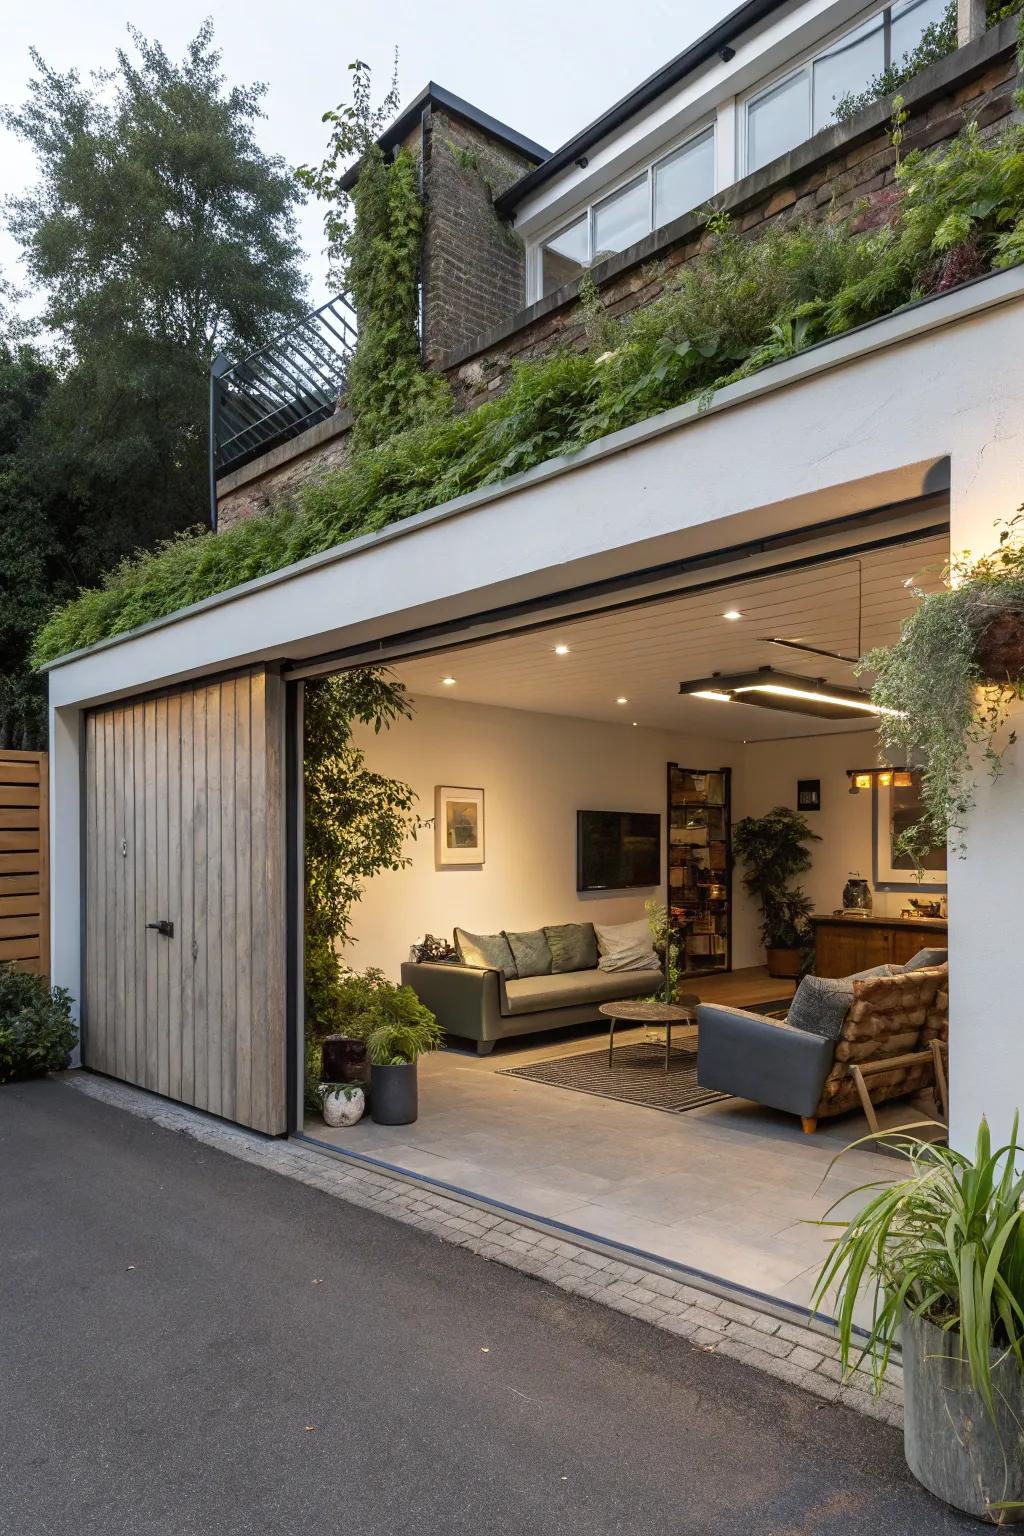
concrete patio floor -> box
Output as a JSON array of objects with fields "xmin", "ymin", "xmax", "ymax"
[{"xmin": 305, "ymin": 1015, "xmax": 942, "ymax": 1318}]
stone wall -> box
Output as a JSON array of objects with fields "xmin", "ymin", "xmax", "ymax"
[
  {"xmin": 217, "ymin": 409, "xmax": 352, "ymax": 532},
  {"xmin": 216, "ymin": 22, "xmax": 1020, "ymax": 528},
  {"xmin": 420, "ymin": 107, "xmax": 537, "ymax": 367}
]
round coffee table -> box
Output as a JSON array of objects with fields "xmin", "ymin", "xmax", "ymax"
[{"xmin": 599, "ymin": 996, "xmax": 701, "ymax": 1071}]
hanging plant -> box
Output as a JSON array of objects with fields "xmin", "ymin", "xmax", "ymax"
[{"xmin": 864, "ymin": 511, "xmax": 1024, "ymax": 862}]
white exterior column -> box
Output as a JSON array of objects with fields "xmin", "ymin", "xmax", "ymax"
[
  {"xmin": 947, "ymin": 389, "xmax": 1024, "ymax": 1152},
  {"xmin": 957, "ymin": 0, "xmax": 986, "ymax": 47},
  {"xmin": 715, "ymin": 98, "xmax": 738, "ymax": 192},
  {"xmin": 49, "ymin": 702, "xmax": 83, "ymax": 1063}
]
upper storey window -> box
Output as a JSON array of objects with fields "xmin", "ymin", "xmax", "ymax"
[
  {"xmin": 539, "ymin": 126, "xmax": 715, "ymax": 298},
  {"xmin": 744, "ymin": 0, "xmax": 948, "ymax": 173}
]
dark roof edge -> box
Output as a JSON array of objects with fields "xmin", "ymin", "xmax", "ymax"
[
  {"xmin": 495, "ymin": 0, "xmax": 787, "ymax": 215},
  {"xmin": 338, "ymin": 82, "xmax": 549, "ymax": 192}
]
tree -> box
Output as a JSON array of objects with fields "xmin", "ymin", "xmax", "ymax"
[{"xmin": 2, "ymin": 22, "xmax": 308, "ymax": 549}]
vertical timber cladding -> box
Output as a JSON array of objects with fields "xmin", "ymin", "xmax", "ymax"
[
  {"xmin": 0, "ymin": 751, "xmax": 49, "ymax": 977},
  {"xmin": 83, "ymin": 668, "xmax": 286, "ymax": 1134}
]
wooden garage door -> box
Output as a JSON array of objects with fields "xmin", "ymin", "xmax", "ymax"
[
  {"xmin": 83, "ymin": 669, "xmax": 286, "ymax": 1133},
  {"xmin": 0, "ymin": 750, "xmax": 49, "ymax": 977}
]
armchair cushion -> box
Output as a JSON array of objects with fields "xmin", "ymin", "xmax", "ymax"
[
  {"xmin": 903, "ymin": 947, "xmax": 948, "ymax": 971},
  {"xmin": 697, "ymin": 1004, "xmax": 836, "ymax": 1118},
  {"xmin": 787, "ymin": 975, "xmax": 855, "ymax": 1040}
]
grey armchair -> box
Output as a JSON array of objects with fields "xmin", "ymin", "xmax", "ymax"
[{"xmin": 696, "ymin": 1006, "xmax": 835, "ymax": 1131}]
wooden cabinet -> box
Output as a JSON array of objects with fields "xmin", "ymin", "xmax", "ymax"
[{"xmin": 812, "ymin": 916, "xmax": 947, "ymax": 978}]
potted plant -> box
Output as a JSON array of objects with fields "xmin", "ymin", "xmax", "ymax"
[
  {"xmin": 317, "ymin": 1081, "xmax": 366, "ymax": 1128},
  {"xmin": 865, "ymin": 513, "xmax": 1024, "ymax": 863},
  {"xmin": 323, "ymin": 967, "xmax": 443, "ymax": 1126},
  {"xmin": 732, "ymin": 807, "xmax": 820, "ymax": 978},
  {"xmin": 814, "ymin": 1117, "xmax": 1024, "ymax": 1523}
]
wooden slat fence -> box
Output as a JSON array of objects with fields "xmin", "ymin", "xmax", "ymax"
[{"xmin": 0, "ymin": 750, "xmax": 49, "ymax": 978}]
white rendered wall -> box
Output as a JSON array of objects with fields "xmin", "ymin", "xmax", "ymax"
[
  {"xmin": 344, "ymin": 695, "xmax": 753, "ymax": 976},
  {"xmin": 45, "ymin": 273, "xmax": 1024, "ymax": 1144}
]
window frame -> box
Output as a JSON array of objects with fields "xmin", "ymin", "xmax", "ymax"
[
  {"xmin": 739, "ymin": 0, "xmax": 947, "ymax": 176},
  {"xmin": 532, "ymin": 119, "xmax": 717, "ymax": 303}
]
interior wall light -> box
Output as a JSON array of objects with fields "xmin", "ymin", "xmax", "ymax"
[
  {"xmin": 442, "ymin": 676, "xmax": 456, "ymax": 686},
  {"xmin": 680, "ymin": 667, "xmax": 901, "ymax": 720},
  {"xmin": 554, "ymin": 644, "xmax": 570, "ymax": 656},
  {"xmin": 847, "ymin": 766, "xmax": 910, "ymax": 794}
]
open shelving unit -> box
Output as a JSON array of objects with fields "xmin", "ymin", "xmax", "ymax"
[{"xmin": 667, "ymin": 764, "xmax": 732, "ymax": 977}]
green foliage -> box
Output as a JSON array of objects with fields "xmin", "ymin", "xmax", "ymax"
[
  {"xmin": 864, "ymin": 513, "xmax": 1024, "ymax": 861},
  {"xmin": 645, "ymin": 899, "xmax": 682, "ymax": 1004},
  {"xmin": 298, "ymin": 58, "xmax": 446, "ymax": 455},
  {"xmin": 33, "ymin": 116, "xmax": 1024, "ymax": 666},
  {"xmin": 2, "ymin": 22, "xmax": 307, "ymax": 547},
  {"xmin": 0, "ymin": 964, "xmax": 77, "ymax": 1082},
  {"xmin": 834, "ymin": 2, "xmax": 1021, "ymax": 125},
  {"xmin": 814, "ymin": 1115, "xmax": 1024, "ymax": 1421},
  {"xmin": 304, "ymin": 966, "xmax": 441, "ymax": 1103},
  {"xmin": 303, "ymin": 669, "xmax": 423, "ymax": 1042},
  {"xmin": 733, "ymin": 807, "xmax": 820, "ymax": 950},
  {"xmin": 834, "ymin": 3, "xmax": 958, "ymax": 123}
]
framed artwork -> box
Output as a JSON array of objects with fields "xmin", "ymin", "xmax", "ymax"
[
  {"xmin": 797, "ymin": 779, "xmax": 821, "ymax": 812},
  {"xmin": 873, "ymin": 772, "xmax": 947, "ymax": 891},
  {"xmin": 435, "ymin": 786, "xmax": 485, "ymax": 867}
]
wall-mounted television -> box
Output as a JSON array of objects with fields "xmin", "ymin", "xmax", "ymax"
[{"xmin": 576, "ymin": 810, "xmax": 661, "ymax": 892}]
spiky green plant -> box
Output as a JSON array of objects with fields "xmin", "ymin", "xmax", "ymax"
[{"xmin": 813, "ymin": 1115, "xmax": 1024, "ymax": 1419}]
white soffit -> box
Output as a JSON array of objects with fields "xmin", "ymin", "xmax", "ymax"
[{"xmin": 393, "ymin": 529, "xmax": 948, "ymax": 741}]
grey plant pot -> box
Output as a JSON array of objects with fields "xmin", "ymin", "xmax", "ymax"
[
  {"xmin": 902, "ymin": 1308, "xmax": 1024, "ymax": 1524},
  {"xmin": 369, "ymin": 1062, "xmax": 418, "ymax": 1125}
]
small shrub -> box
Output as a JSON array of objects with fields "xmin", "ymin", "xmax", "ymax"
[{"xmin": 0, "ymin": 964, "xmax": 77, "ymax": 1083}]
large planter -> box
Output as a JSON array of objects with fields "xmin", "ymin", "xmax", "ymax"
[
  {"xmin": 765, "ymin": 946, "xmax": 803, "ymax": 979},
  {"xmin": 902, "ymin": 1308, "xmax": 1024, "ymax": 1524},
  {"xmin": 320, "ymin": 1084, "xmax": 365, "ymax": 1128},
  {"xmin": 370, "ymin": 1062, "xmax": 418, "ymax": 1125},
  {"xmin": 321, "ymin": 1034, "xmax": 369, "ymax": 1086},
  {"xmin": 974, "ymin": 605, "xmax": 1024, "ymax": 684}
]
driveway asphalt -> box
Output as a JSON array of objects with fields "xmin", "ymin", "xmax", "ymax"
[{"xmin": 1, "ymin": 1077, "xmax": 976, "ymax": 1536}]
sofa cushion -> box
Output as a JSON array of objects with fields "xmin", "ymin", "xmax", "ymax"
[
  {"xmin": 502, "ymin": 967, "xmax": 663, "ymax": 1017},
  {"xmin": 903, "ymin": 947, "xmax": 948, "ymax": 971},
  {"xmin": 788, "ymin": 975, "xmax": 854, "ymax": 1041},
  {"xmin": 848, "ymin": 962, "xmax": 901, "ymax": 980},
  {"xmin": 454, "ymin": 927, "xmax": 517, "ymax": 980},
  {"xmin": 594, "ymin": 918, "xmax": 659, "ymax": 973},
  {"xmin": 504, "ymin": 928, "xmax": 553, "ymax": 979},
  {"xmin": 544, "ymin": 922, "xmax": 598, "ymax": 973}
]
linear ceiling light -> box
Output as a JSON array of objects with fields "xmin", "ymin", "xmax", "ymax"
[{"xmin": 679, "ymin": 667, "xmax": 901, "ymax": 720}]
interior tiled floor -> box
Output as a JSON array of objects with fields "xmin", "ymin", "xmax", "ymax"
[{"xmin": 305, "ymin": 999, "xmax": 944, "ymax": 1318}]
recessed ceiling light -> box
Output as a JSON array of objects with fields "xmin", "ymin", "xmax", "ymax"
[
  {"xmin": 632, "ymin": 721, "xmax": 638, "ymax": 727},
  {"xmin": 554, "ymin": 644, "xmax": 570, "ymax": 655},
  {"xmin": 723, "ymin": 610, "xmax": 742, "ymax": 621},
  {"xmin": 441, "ymin": 676, "xmax": 456, "ymax": 686},
  {"xmin": 616, "ymin": 696, "xmax": 628, "ymax": 704}
]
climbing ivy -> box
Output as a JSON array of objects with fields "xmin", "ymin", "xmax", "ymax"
[{"xmin": 298, "ymin": 58, "xmax": 446, "ymax": 455}]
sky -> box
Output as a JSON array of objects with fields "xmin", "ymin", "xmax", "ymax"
[{"xmin": 0, "ymin": 0, "xmax": 735, "ymax": 314}]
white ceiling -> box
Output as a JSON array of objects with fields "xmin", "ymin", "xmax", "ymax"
[{"xmin": 394, "ymin": 532, "xmax": 948, "ymax": 741}]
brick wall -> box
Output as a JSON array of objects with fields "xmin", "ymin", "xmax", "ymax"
[
  {"xmin": 216, "ymin": 22, "xmax": 1021, "ymax": 527},
  {"xmin": 420, "ymin": 107, "xmax": 536, "ymax": 366},
  {"xmin": 444, "ymin": 23, "xmax": 1021, "ymax": 411}
]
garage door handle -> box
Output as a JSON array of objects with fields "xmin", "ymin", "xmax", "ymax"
[{"xmin": 146, "ymin": 920, "xmax": 175, "ymax": 938}]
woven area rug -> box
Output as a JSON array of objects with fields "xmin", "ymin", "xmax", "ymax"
[{"xmin": 499, "ymin": 1041, "xmax": 731, "ymax": 1115}]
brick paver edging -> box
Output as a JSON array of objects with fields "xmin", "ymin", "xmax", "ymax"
[{"xmin": 63, "ymin": 1070, "xmax": 903, "ymax": 1426}]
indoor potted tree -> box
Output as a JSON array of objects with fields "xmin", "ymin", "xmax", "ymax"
[
  {"xmin": 814, "ymin": 1116, "xmax": 1024, "ymax": 1523},
  {"xmin": 732, "ymin": 806, "xmax": 820, "ymax": 978}
]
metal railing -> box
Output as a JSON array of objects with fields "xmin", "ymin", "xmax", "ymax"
[{"xmin": 209, "ymin": 294, "xmax": 357, "ymax": 526}]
